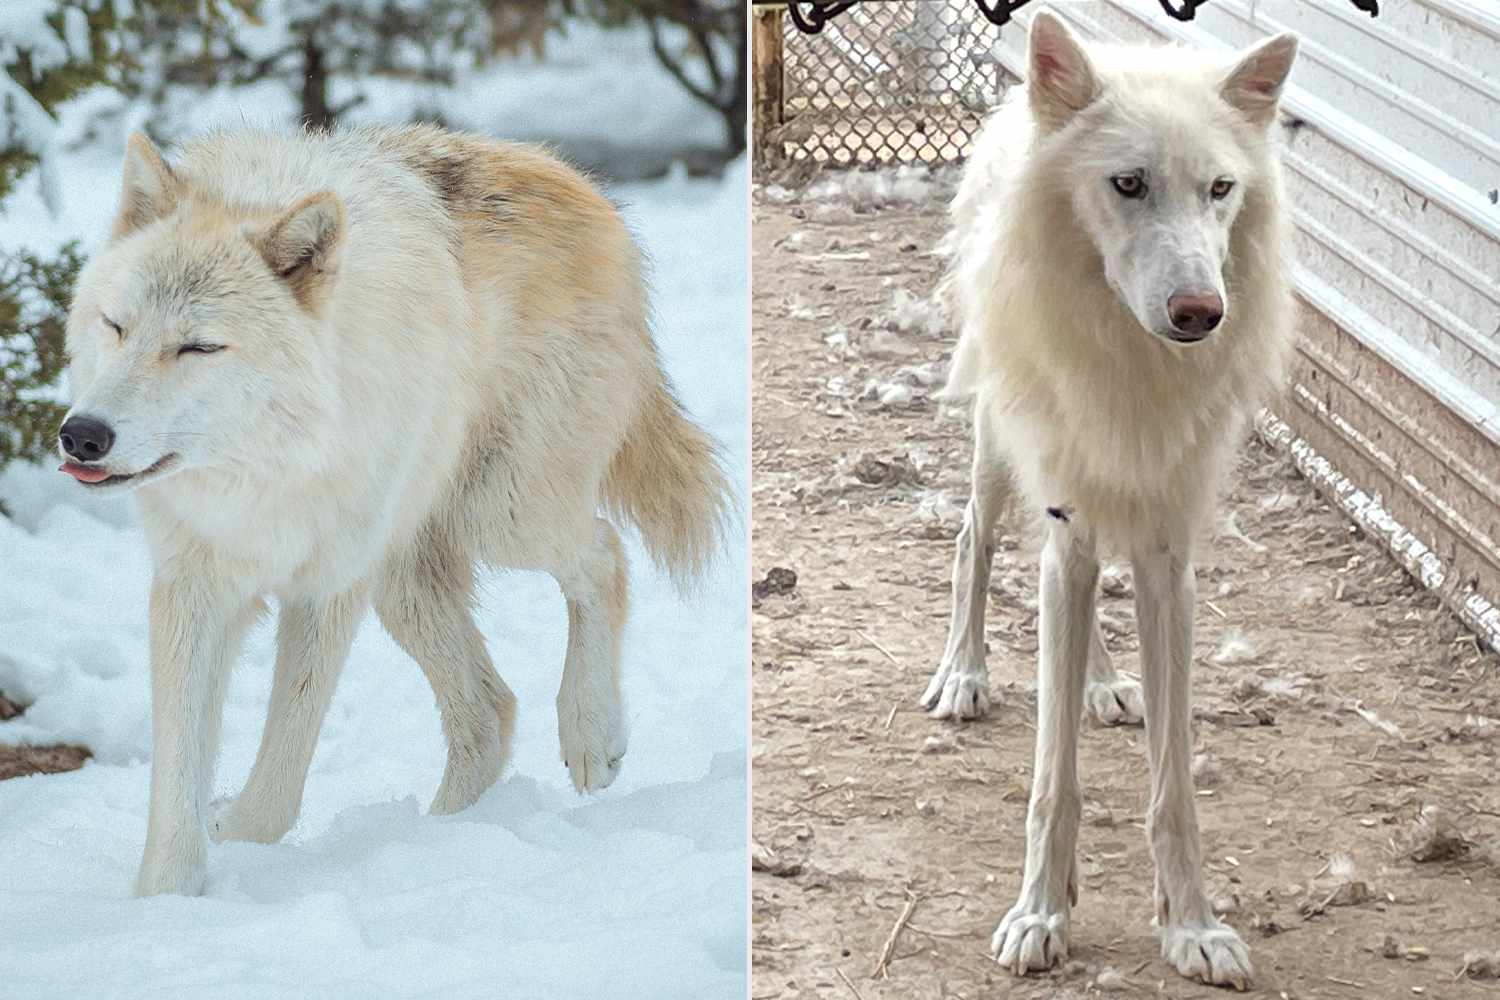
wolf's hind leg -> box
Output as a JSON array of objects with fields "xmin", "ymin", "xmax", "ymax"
[
  {"xmin": 922, "ymin": 416, "xmax": 1010, "ymax": 720},
  {"xmin": 1083, "ymin": 619, "xmax": 1145, "ymax": 726},
  {"xmin": 992, "ymin": 507, "xmax": 1094, "ymax": 975},
  {"xmin": 375, "ymin": 535, "xmax": 516, "ymax": 815},
  {"xmin": 552, "ymin": 518, "xmax": 628, "ymax": 794},
  {"xmin": 210, "ymin": 588, "xmax": 365, "ymax": 844}
]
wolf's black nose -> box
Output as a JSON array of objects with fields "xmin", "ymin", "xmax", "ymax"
[
  {"xmin": 1167, "ymin": 291, "xmax": 1224, "ymax": 336},
  {"xmin": 59, "ymin": 416, "xmax": 115, "ymax": 462}
]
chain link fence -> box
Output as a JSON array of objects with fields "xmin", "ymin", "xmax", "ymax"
[{"xmin": 770, "ymin": 1, "xmax": 1009, "ymax": 165}]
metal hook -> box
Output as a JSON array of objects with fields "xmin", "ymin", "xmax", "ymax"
[
  {"xmin": 972, "ymin": 0, "xmax": 1034, "ymax": 27},
  {"xmin": 787, "ymin": 0, "xmax": 860, "ymax": 34},
  {"xmin": 1157, "ymin": 0, "xmax": 1205, "ymax": 21},
  {"xmin": 776, "ymin": 0, "xmax": 1378, "ymax": 36}
]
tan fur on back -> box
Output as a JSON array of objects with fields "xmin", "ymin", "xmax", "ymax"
[{"xmin": 367, "ymin": 127, "xmax": 732, "ymax": 589}]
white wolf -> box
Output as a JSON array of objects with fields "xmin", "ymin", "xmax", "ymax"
[
  {"xmin": 921, "ymin": 11, "xmax": 1298, "ymax": 989},
  {"xmin": 59, "ymin": 125, "xmax": 730, "ymax": 897}
]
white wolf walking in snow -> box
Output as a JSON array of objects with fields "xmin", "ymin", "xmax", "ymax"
[
  {"xmin": 920, "ymin": 11, "xmax": 1298, "ymax": 989},
  {"xmin": 60, "ymin": 125, "xmax": 730, "ymax": 897}
]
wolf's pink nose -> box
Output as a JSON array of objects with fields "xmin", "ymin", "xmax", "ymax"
[{"xmin": 1167, "ymin": 291, "xmax": 1224, "ymax": 337}]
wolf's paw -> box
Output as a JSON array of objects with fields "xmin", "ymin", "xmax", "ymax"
[
  {"xmin": 430, "ymin": 726, "xmax": 506, "ymax": 815},
  {"xmin": 1085, "ymin": 674, "xmax": 1145, "ymax": 726},
  {"xmin": 207, "ymin": 794, "xmax": 294, "ymax": 845},
  {"xmin": 991, "ymin": 905, "xmax": 1069, "ymax": 975},
  {"xmin": 920, "ymin": 661, "xmax": 990, "ymax": 720},
  {"xmin": 557, "ymin": 683, "xmax": 627, "ymax": 794},
  {"xmin": 1160, "ymin": 921, "xmax": 1253, "ymax": 991},
  {"xmin": 134, "ymin": 843, "xmax": 207, "ymax": 898}
]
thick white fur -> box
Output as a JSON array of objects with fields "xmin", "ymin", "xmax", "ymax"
[
  {"xmin": 924, "ymin": 10, "xmax": 1297, "ymax": 990},
  {"xmin": 63, "ymin": 126, "xmax": 729, "ymax": 897}
]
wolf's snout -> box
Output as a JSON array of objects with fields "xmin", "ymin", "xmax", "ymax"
[
  {"xmin": 59, "ymin": 415, "xmax": 116, "ymax": 462},
  {"xmin": 1166, "ymin": 291, "xmax": 1224, "ymax": 338}
]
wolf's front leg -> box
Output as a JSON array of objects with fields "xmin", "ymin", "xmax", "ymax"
[
  {"xmin": 211, "ymin": 587, "xmax": 366, "ymax": 844},
  {"xmin": 136, "ymin": 572, "xmax": 256, "ymax": 897},
  {"xmin": 1134, "ymin": 549, "xmax": 1252, "ymax": 990},
  {"xmin": 922, "ymin": 427, "xmax": 1010, "ymax": 720},
  {"xmin": 993, "ymin": 508, "xmax": 1094, "ymax": 975}
]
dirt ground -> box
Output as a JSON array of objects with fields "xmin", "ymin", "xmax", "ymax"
[{"xmin": 750, "ymin": 179, "xmax": 1500, "ymax": 1000}]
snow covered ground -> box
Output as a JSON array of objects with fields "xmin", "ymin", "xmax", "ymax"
[{"xmin": 0, "ymin": 20, "xmax": 747, "ymax": 1000}]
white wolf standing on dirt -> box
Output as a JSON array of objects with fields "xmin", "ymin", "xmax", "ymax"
[
  {"xmin": 58, "ymin": 125, "xmax": 729, "ymax": 897},
  {"xmin": 920, "ymin": 10, "xmax": 1298, "ymax": 989}
]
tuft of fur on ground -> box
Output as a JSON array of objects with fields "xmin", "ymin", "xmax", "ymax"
[
  {"xmin": 0, "ymin": 742, "xmax": 91, "ymax": 781},
  {"xmin": 0, "ymin": 691, "xmax": 91, "ymax": 781},
  {"xmin": 751, "ymin": 182, "xmax": 1500, "ymax": 1000}
]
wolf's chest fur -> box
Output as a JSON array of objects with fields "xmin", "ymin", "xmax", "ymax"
[{"xmin": 950, "ymin": 251, "xmax": 1278, "ymax": 552}]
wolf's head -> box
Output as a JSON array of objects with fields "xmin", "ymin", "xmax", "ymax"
[
  {"xmin": 59, "ymin": 133, "xmax": 345, "ymax": 493},
  {"xmin": 1026, "ymin": 10, "xmax": 1297, "ymax": 345}
]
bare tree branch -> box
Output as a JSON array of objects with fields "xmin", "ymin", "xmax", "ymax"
[{"xmin": 645, "ymin": 15, "xmax": 719, "ymax": 109}]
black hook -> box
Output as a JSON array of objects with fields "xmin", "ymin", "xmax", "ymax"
[
  {"xmin": 787, "ymin": 0, "xmax": 861, "ymax": 34},
  {"xmin": 778, "ymin": 0, "xmax": 1378, "ymax": 36},
  {"xmin": 1158, "ymin": 0, "xmax": 1375, "ymax": 18},
  {"xmin": 973, "ymin": 0, "xmax": 1033, "ymax": 26},
  {"xmin": 1157, "ymin": 0, "xmax": 1205, "ymax": 20}
]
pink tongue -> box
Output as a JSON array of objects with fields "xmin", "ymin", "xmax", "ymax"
[{"xmin": 60, "ymin": 462, "xmax": 111, "ymax": 484}]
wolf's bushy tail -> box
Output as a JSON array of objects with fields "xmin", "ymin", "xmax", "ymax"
[{"xmin": 602, "ymin": 380, "xmax": 732, "ymax": 593}]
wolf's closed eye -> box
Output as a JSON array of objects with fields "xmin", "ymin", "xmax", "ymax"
[{"xmin": 176, "ymin": 343, "xmax": 224, "ymax": 357}]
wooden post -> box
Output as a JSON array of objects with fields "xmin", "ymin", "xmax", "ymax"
[{"xmin": 752, "ymin": 6, "xmax": 785, "ymax": 167}]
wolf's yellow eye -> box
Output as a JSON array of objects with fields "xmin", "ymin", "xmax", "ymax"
[
  {"xmin": 1210, "ymin": 177, "xmax": 1236, "ymax": 200},
  {"xmin": 1110, "ymin": 173, "xmax": 1147, "ymax": 199}
]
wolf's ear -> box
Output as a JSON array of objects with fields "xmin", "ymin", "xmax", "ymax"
[
  {"xmin": 1028, "ymin": 10, "xmax": 1098, "ymax": 130},
  {"xmin": 1221, "ymin": 32, "xmax": 1298, "ymax": 126},
  {"xmin": 113, "ymin": 132, "xmax": 179, "ymax": 239},
  {"xmin": 250, "ymin": 192, "xmax": 345, "ymax": 313}
]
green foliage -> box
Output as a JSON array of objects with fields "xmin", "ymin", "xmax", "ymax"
[
  {"xmin": 1, "ymin": 1, "xmax": 235, "ymax": 197},
  {"xmin": 1, "ymin": 2, "xmax": 134, "ymax": 478},
  {"xmin": 116, "ymin": 0, "xmax": 505, "ymax": 131},
  {"xmin": 0, "ymin": 245, "xmax": 78, "ymax": 470},
  {"xmin": 15, "ymin": 4, "xmax": 119, "ymax": 108},
  {"xmin": 3, "ymin": 2, "xmax": 114, "ymax": 197}
]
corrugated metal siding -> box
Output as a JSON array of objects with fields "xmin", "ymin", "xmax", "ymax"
[{"xmin": 987, "ymin": 1, "xmax": 1500, "ymax": 647}]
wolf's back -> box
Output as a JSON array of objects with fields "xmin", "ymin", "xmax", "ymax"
[{"xmin": 341, "ymin": 125, "xmax": 733, "ymax": 589}]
